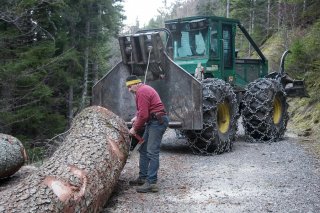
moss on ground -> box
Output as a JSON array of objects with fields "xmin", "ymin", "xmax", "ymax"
[
  {"xmin": 288, "ymin": 98, "xmax": 320, "ymax": 159},
  {"xmin": 286, "ymin": 55, "xmax": 320, "ymax": 159}
]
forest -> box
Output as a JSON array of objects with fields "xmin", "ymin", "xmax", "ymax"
[{"xmin": 1, "ymin": 0, "xmax": 320, "ymax": 162}]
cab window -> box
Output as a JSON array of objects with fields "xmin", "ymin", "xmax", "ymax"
[
  {"xmin": 210, "ymin": 23, "xmax": 218, "ymax": 58},
  {"xmin": 222, "ymin": 25, "xmax": 233, "ymax": 68},
  {"xmin": 173, "ymin": 23, "xmax": 207, "ymax": 58}
]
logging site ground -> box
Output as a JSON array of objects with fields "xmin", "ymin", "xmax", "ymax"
[
  {"xmin": 1, "ymin": 127, "xmax": 320, "ymax": 213},
  {"xmin": 103, "ymin": 128, "xmax": 320, "ymax": 213}
]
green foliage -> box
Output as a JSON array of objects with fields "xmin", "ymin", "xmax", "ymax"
[
  {"xmin": 196, "ymin": 0, "xmax": 225, "ymax": 16},
  {"xmin": 0, "ymin": 40, "xmax": 59, "ymax": 139},
  {"xmin": 0, "ymin": 0, "xmax": 124, "ymax": 158},
  {"xmin": 287, "ymin": 21, "xmax": 320, "ymax": 75},
  {"xmin": 287, "ymin": 40, "xmax": 308, "ymax": 74},
  {"xmin": 147, "ymin": 18, "xmax": 164, "ymax": 29},
  {"xmin": 301, "ymin": 0, "xmax": 320, "ymax": 24},
  {"xmin": 287, "ymin": 22, "xmax": 320, "ymax": 108},
  {"xmin": 285, "ymin": 19, "xmax": 320, "ymax": 144},
  {"xmin": 25, "ymin": 146, "xmax": 46, "ymax": 164}
]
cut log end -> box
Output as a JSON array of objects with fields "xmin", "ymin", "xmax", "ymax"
[
  {"xmin": 0, "ymin": 106, "xmax": 130, "ymax": 212},
  {"xmin": 0, "ymin": 133, "xmax": 27, "ymax": 179}
]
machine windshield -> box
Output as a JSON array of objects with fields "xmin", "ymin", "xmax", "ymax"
[{"xmin": 172, "ymin": 23, "xmax": 208, "ymax": 58}]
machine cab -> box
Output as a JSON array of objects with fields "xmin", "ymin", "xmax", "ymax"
[
  {"xmin": 165, "ymin": 16, "xmax": 268, "ymax": 88},
  {"xmin": 165, "ymin": 16, "xmax": 236, "ymax": 82}
]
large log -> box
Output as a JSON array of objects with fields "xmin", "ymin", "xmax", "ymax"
[
  {"xmin": 0, "ymin": 106, "xmax": 130, "ymax": 212},
  {"xmin": 0, "ymin": 133, "xmax": 27, "ymax": 179}
]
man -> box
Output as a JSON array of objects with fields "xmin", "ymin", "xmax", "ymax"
[
  {"xmin": 194, "ymin": 62, "xmax": 204, "ymax": 81},
  {"xmin": 126, "ymin": 75, "xmax": 169, "ymax": 193}
]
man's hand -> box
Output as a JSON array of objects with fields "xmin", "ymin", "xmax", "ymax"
[
  {"xmin": 129, "ymin": 127, "xmax": 136, "ymax": 135},
  {"xmin": 131, "ymin": 116, "xmax": 137, "ymax": 123}
]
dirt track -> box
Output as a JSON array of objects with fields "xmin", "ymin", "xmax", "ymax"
[{"xmin": 103, "ymin": 129, "xmax": 320, "ymax": 213}]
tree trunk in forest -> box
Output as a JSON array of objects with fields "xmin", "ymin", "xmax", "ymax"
[
  {"xmin": 248, "ymin": 0, "xmax": 253, "ymax": 56},
  {"xmin": 0, "ymin": 134, "xmax": 27, "ymax": 179},
  {"xmin": 0, "ymin": 106, "xmax": 130, "ymax": 212},
  {"xmin": 68, "ymin": 85, "xmax": 74, "ymax": 126},
  {"xmin": 93, "ymin": 3, "xmax": 102, "ymax": 85},
  {"xmin": 80, "ymin": 21, "xmax": 90, "ymax": 111},
  {"xmin": 267, "ymin": 0, "xmax": 271, "ymax": 37},
  {"xmin": 251, "ymin": 0, "xmax": 255, "ymax": 37},
  {"xmin": 67, "ymin": 20, "xmax": 77, "ymax": 126},
  {"xmin": 0, "ymin": 82, "xmax": 13, "ymax": 133},
  {"xmin": 93, "ymin": 62, "xmax": 99, "ymax": 85},
  {"xmin": 226, "ymin": 0, "xmax": 230, "ymax": 18},
  {"xmin": 278, "ymin": 0, "xmax": 282, "ymax": 30}
]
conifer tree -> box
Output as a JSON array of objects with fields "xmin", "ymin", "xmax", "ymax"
[{"xmin": 0, "ymin": 0, "xmax": 124, "ymax": 148}]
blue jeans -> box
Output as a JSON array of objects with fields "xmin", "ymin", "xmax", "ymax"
[{"xmin": 139, "ymin": 115, "xmax": 169, "ymax": 184}]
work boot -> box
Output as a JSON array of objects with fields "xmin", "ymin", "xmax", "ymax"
[
  {"xmin": 136, "ymin": 182, "xmax": 159, "ymax": 193},
  {"xmin": 129, "ymin": 177, "xmax": 146, "ymax": 186}
]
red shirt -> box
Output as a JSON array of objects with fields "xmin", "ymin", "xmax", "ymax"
[{"xmin": 133, "ymin": 84, "xmax": 165, "ymax": 131}]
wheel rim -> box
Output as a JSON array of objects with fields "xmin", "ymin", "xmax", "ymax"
[
  {"xmin": 273, "ymin": 95, "xmax": 282, "ymax": 125},
  {"xmin": 217, "ymin": 101, "xmax": 231, "ymax": 134}
]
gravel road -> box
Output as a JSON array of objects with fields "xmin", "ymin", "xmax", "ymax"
[{"xmin": 103, "ymin": 129, "xmax": 320, "ymax": 213}]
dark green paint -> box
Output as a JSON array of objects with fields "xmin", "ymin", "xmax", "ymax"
[{"xmin": 165, "ymin": 16, "xmax": 268, "ymax": 89}]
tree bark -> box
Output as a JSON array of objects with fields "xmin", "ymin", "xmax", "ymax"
[
  {"xmin": 248, "ymin": 0, "xmax": 253, "ymax": 56},
  {"xmin": 0, "ymin": 134, "xmax": 27, "ymax": 179},
  {"xmin": 0, "ymin": 81, "xmax": 13, "ymax": 133},
  {"xmin": 67, "ymin": 18, "xmax": 77, "ymax": 126},
  {"xmin": 0, "ymin": 106, "xmax": 130, "ymax": 212},
  {"xmin": 267, "ymin": 0, "xmax": 271, "ymax": 37},
  {"xmin": 93, "ymin": 61, "xmax": 99, "ymax": 85},
  {"xmin": 278, "ymin": 0, "xmax": 282, "ymax": 30},
  {"xmin": 93, "ymin": 3, "xmax": 101, "ymax": 86},
  {"xmin": 226, "ymin": 0, "xmax": 230, "ymax": 18},
  {"xmin": 80, "ymin": 20, "xmax": 90, "ymax": 111},
  {"xmin": 68, "ymin": 85, "xmax": 74, "ymax": 126}
]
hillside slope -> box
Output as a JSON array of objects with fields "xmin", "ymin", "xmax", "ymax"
[{"xmin": 261, "ymin": 25, "xmax": 320, "ymax": 158}]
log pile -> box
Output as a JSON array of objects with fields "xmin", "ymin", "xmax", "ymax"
[
  {"xmin": 0, "ymin": 133, "xmax": 27, "ymax": 179},
  {"xmin": 0, "ymin": 106, "xmax": 130, "ymax": 212}
]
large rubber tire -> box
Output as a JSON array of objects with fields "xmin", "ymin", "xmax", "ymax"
[
  {"xmin": 241, "ymin": 78, "xmax": 289, "ymax": 142},
  {"xmin": 185, "ymin": 78, "xmax": 238, "ymax": 155}
]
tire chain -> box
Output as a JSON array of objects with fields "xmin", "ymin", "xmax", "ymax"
[
  {"xmin": 241, "ymin": 78, "xmax": 288, "ymax": 143},
  {"xmin": 184, "ymin": 78, "xmax": 238, "ymax": 155}
]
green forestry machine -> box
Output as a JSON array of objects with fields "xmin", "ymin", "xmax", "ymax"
[{"xmin": 92, "ymin": 16, "xmax": 307, "ymax": 155}]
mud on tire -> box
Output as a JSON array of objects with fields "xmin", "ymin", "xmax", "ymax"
[
  {"xmin": 241, "ymin": 78, "xmax": 289, "ymax": 142},
  {"xmin": 184, "ymin": 78, "xmax": 238, "ymax": 155}
]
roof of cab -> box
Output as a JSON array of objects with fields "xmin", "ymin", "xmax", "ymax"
[{"xmin": 164, "ymin": 15, "xmax": 240, "ymax": 24}]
